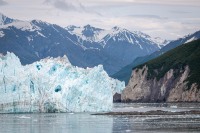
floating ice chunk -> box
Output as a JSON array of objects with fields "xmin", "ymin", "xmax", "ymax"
[
  {"xmin": 0, "ymin": 31, "xmax": 4, "ymax": 37},
  {"xmin": 170, "ymin": 106, "xmax": 177, "ymax": 108},
  {"xmin": 17, "ymin": 116, "xmax": 31, "ymax": 119},
  {"xmin": 0, "ymin": 52, "xmax": 125, "ymax": 113}
]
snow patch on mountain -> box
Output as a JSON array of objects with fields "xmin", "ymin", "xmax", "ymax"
[
  {"xmin": 184, "ymin": 36, "xmax": 197, "ymax": 44},
  {"xmin": 66, "ymin": 24, "xmax": 165, "ymax": 50},
  {"xmin": 0, "ymin": 52, "xmax": 125, "ymax": 113},
  {"xmin": 0, "ymin": 21, "xmax": 41, "ymax": 31},
  {"xmin": 133, "ymin": 31, "xmax": 168, "ymax": 48},
  {"xmin": 170, "ymin": 30, "xmax": 200, "ymax": 45},
  {"xmin": 100, "ymin": 26, "xmax": 138, "ymax": 45},
  {"xmin": 66, "ymin": 25, "xmax": 108, "ymax": 43},
  {"xmin": 0, "ymin": 31, "xmax": 4, "ymax": 37},
  {"xmin": 36, "ymin": 31, "xmax": 46, "ymax": 38},
  {"xmin": 100, "ymin": 26, "xmax": 160, "ymax": 49},
  {"xmin": 148, "ymin": 37, "xmax": 169, "ymax": 48}
]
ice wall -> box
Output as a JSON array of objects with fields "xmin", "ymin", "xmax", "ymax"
[{"xmin": 0, "ymin": 53, "xmax": 125, "ymax": 113}]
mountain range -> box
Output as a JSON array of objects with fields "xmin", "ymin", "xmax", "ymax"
[
  {"xmin": 112, "ymin": 30, "xmax": 200, "ymax": 84},
  {"xmin": 0, "ymin": 13, "xmax": 165, "ymax": 75}
]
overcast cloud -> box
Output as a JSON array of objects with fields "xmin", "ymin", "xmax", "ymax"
[
  {"xmin": 43, "ymin": 0, "xmax": 86, "ymax": 12},
  {"xmin": 0, "ymin": 0, "xmax": 200, "ymax": 39}
]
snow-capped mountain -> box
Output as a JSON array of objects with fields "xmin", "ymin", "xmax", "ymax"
[
  {"xmin": 98, "ymin": 26, "xmax": 161, "ymax": 73},
  {"xmin": 159, "ymin": 30, "xmax": 200, "ymax": 53},
  {"xmin": 183, "ymin": 33, "xmax": 200, "ymax": 44},
  {"xmin": 101, "ymin": 26, "xmax": 138, "ymax": 45},
  {"xmin": 66, "ymin": 25, "xmax": 166, "ymax": 48},
  {"xmin": 0, "ymin": 14, "xmax": 161, "ymax": 75},
  {"xmin": 102, "ymin": 27, "xmax": 166, "ymax": 48},
  {"xmin": 149, "ymin": 37, "xmax": 169, "ymax": 47},
  {"xmin": 66, "ymin": 24, "xmax": 107, "ymax": 43},
  {"xmin": 0, "ymin": 18, "xmax": 89, "ymax": 65},
  {"xmin": 127, "ymin": 30, "xmax": 169, "ymax": 48},
  {"xmin": 66, "ymin": 25, "xmax": 162, "ymax": 73},
  {"xmin": 101, "ymin": 26, "xmax": 160, "ymax": 49}
]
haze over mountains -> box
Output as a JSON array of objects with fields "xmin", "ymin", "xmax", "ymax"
[{"xmin": 0, "ymin": 13, "xmax": 166, "ymax": 75}]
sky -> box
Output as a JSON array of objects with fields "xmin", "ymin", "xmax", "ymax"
[{"xmin": 0, "ymin": 0, "xmax": 200, "ymax": 40}]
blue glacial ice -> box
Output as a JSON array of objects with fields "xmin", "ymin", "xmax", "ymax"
[{"xmin": 0, "ymin": 53, "xmax": 125, "ymax": 113}]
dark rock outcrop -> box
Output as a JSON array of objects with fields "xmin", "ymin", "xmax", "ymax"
[{"xmin": 113, "ymin": 93, "xmax": 121, "ymax": 102}]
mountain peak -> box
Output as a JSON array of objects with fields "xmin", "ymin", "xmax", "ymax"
[
  {"xmin": 112, "ymin": 26, "xmax": 124, "ymax": 31},
  {"xmin": 0, "ymin": 13, "xmax": 16, "ymax": 25},
  {"xmin": 66, "ymin": 25, "xmax": 80, "ymax": 31},
  {"xmin": 84, "ymin": 24, "xmax": 92, "ymax": 28},
  {"xmin": 66, "ymin": 24, "xmax": 106, "ymax": 43},
  {"xmin": 0, "ymin": 13, "xmax": 7, "ymax": 18},
  {"xmin": 82, "ymin": 25, "xmax": 103, "ymax": 38},
  {"xmin": 112, "ymin": 26, "xmax": 119, "ymax": 30},
  {"xmin": 0, "ymin": 13, "xmax": 5, "ymax": 17},
  {"xmin": 83, "ymin": 24, "xmax": 103, "ymax": 31},
  {"xmin": 31, "ymin": 20, "xmax": 50, "ymax": 26},
  {"xmin": 83, "ymin": 24, "xmax": 99, "ymax": 31}
]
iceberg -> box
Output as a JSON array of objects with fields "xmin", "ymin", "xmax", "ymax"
[{"xmin": 0, "ymin": 53, "xmax": 125, "ymax": 113}]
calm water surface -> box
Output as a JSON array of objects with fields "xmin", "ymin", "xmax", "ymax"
[{"xmin": 0, "ymin": 103, "xmax": 200, "ymax": 133}]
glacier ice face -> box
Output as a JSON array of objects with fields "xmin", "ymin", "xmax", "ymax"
[{"xmin": 0, "ymin": 53, "xmax": 125, "ymax": 113}]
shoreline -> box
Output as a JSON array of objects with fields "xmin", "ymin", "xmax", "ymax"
[{"xmin": 93, "ymin": 110, "xmax": 200, "ymax": 115}]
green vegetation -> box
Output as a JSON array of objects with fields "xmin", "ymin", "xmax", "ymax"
[{"xmin": 135, "ymin": 39, "xmax": 200, "ymax": 89}]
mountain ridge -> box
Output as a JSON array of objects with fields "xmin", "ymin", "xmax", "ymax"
[
  {"xmin": 66, "ymin": 24, "xmax": 167, "ymax": 48},
  {"xmin": 112, "ymin": 30, "xmax": 200, "ymax": 85},
  {"xmin": 0, "ymin": 14, "xmax": 169, "ymax": 75},
  {"xmin": 0, "ymin": 13, "xmax": 18, "ymax": 25}
]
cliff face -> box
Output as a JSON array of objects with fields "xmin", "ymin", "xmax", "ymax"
[
  {"xmin": 121, "ymin": 39, "xmax": 200, "ymax": 102},
  {"xmin": 122, "ymin": 65, "xmax": 200, "ymax": 102}
]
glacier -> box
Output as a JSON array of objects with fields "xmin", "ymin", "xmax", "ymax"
[{"xmin": 0, "ymin": 53, "xmax": 125, "ymax": 113}]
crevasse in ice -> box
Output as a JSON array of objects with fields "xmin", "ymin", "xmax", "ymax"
[{"xmin": 0, "ymin": 52, "xmax": 125, "ymax": 113}]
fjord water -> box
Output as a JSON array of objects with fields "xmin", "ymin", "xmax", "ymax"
[{"xmin": 0, "ymin": 103, "xmax": 200, "ymax": 133}]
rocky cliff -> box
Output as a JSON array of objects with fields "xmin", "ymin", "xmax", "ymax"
[{"xmin": 121, "ymin": 39, "xmax": 200, "ymax": 102}]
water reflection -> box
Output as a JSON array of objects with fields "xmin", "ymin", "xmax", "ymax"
[{"xmin": 0, "ymin": 113, "xmax": 113, "ymax": 133}]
